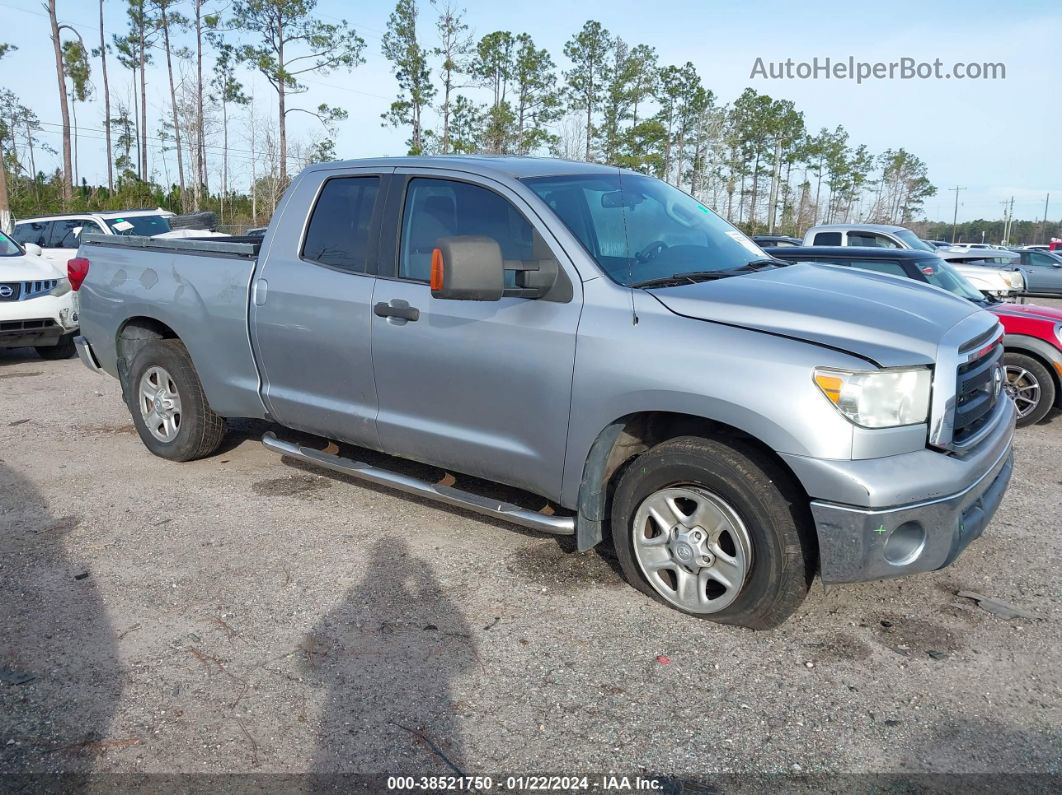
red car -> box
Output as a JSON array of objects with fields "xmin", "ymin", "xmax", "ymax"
[{"xmin": 991, "ymin": 302, "xmax": 1062, "ymax": 425}]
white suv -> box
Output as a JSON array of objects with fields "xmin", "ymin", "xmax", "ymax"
[
  {"xmin": 11, "ymin": 208, "xmax": 175, "ymax": 269},
  {"xmin": 0, "ymin": 230, "xmax": 79, "ymax": 359}
]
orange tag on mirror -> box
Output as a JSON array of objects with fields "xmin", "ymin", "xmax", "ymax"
[{"xmin": 430, "ymin": 248, "xmax": 444, "ymax": 291}]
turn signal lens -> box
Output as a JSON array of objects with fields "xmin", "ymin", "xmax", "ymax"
[
  {"xmin": 430, "ymin": 247, "xmax": 444, "ymax": 291},
  {"xmin": 813, "ymin": 373, "xmax": 844, "ymax": 404}
]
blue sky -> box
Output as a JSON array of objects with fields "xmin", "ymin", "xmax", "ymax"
[{"xmin": 1, "ymin": 0, "xmax": 1060, "ymax": 222}]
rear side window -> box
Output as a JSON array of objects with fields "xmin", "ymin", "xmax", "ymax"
[
  {"xmin": 302, "ymin": 176, "xmax": 380, "ymax": 273},
  {"xmin": 51, "ymin": 219, "xmax": 88, "ymax": 249},
  {"xmin": 398, "ymin": 178, "xmax": 535, "ymax": 282},
  {"xmin": 13, "ymin": 221, "xmax": 53, "ymax": 247},
  {"xmin": 847, "ymin": 259, "xmax": 908, "ymax": 278},
  {"xmin": 813, "ymin": 232, "xmax": 842, "ymax": 245}
]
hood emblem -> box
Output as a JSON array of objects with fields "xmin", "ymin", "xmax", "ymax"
[{"xmin": 0, "ymin": 285, "xmax": 14, "ymax": 298}]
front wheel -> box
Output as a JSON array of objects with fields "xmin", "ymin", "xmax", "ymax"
[
  {"xmin": 126, "ymin": 339, "xmax": 225, "ymax": 461},
  {"xmin": 1003, "ymin": 352, "xmax": 1055, "ymax": 427},
  {"xmin": 611, "ymin": 436, "xmax": 815, "ymax": 630}
]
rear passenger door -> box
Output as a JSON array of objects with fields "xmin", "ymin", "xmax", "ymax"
[
  {"xmin": 369, "ymin": 170, "xmax": 581, "ymax": 499},
  {"xmin": 250, "ymin": 168, "xmax": 388, "ymax": 448},
  {"xmin": 1022, "ymin": 251, "xmax": 1062, "ymax": 294}
]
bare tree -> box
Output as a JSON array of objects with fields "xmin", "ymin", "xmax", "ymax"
[
  {"xmin": 153, "ymin": 0, "xmax": 188, "ymax": 210},
  {"xmin": 96, "ymin": 0, "xmax": 114, "ymax": 191},
  {"xmin": 46, "ymin": 0, "xmax": 74, "ymax": 201}
]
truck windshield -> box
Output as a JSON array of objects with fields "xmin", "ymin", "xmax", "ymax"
[
  {"xmin": 523, "ymin": 173, "xmax": 765, "ymax": 286},
  {"xmin": 893, "ymin": 229, "xmax": 939, "ymax": 253},
  {"xmin": 918, "ymin": 258, "xmax": 989, "ymax": 302},
  {"xmin": 0, "ymin": 230, "xmax": 22, "ymax": 256},
  {"xmin": 105, "ymin": 215, "xmax": 172, "ymax": 236}
]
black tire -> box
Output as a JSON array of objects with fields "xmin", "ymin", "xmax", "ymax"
[
  {"xmin": 36, "ymin": 333, "xmax": 77, "ymax": 360},
  {"xmin": 126, "ymin": 338, "xmax": 225, "ymax": 461},
  {"xmin": 1004, "ymin": 352, "xmax": 1055, "ymax": 427},
  {"xmin": 611, "ymin": 435, "xmax": 815, "ymax": 630}
]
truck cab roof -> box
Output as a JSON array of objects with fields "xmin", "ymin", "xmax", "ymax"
[{"xmin": 301, "ymin": 155, "xmax": 632, "ymax": 181}]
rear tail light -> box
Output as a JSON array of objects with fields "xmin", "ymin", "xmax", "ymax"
[{"xmin": 68, "ymin": 257, "xmax": 90, "ymax": 291}]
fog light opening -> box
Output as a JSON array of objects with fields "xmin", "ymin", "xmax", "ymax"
[{"xmin": 883, "ymin": 521, "xmax": 926, "ymax": 566}]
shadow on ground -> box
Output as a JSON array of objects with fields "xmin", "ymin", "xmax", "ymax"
[
  {"xmin": 0, "ymin": 463, "xmax": 123, "ymax": 775},
  {"xmin": 306, "ymin": 538, "xmax": 477, "ymax": 780}
]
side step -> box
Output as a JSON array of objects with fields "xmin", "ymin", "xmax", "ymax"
[{"xmin": 262, "ymin": 432, "xmax": 575, "ymax": 536}]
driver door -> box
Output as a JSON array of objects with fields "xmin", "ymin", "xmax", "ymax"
[{"xmin": 369, "ymin": 170, "xmax": 582, "ymax": 499}]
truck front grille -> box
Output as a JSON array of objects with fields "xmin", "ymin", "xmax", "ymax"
[{"xmin": 953, "ymin": 334, "xmax": 1003, "ymax": 446}]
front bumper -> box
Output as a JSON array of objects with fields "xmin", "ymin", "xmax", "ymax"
[
  {"xmin": 784, "ymin": 397, "xmax": 1016, "ymax": 583},
  {"xmin": 0, "ymin": 292, "xmax": 79, "ymax": 348}
]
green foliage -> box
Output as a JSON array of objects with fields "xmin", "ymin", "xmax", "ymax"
[
  {"xmin": 563, "ymin": 20, "xmax": 613, "ymax": 160},
  {"xmin": 62, "ymin": 40, "xmax": 92, "ymax": 103},
  {"xmin": 381, "ymin": 0, "xmax": 435, "ymax": 154}
]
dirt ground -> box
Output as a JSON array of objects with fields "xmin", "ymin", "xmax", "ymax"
[{"xmin": 1, "ymin": 324, "xmax": 1060, "ymax": 785}]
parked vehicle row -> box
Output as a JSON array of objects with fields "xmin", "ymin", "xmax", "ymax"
[
  {"xmin": 66, "ymin": 157, "xmax": 1016, "ymax": 629},
  {"xmin": 11, "ymin": 208, "xmax": 228, "ymax": 270},
  {"xmin": 801, "ymin": 223, "xmax": 1031, "ymax": 299}
]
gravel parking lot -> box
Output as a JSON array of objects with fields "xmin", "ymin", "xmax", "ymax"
[{"xmin": 2, "ymin": 317, "xmax": 1060, "ymax": 783}]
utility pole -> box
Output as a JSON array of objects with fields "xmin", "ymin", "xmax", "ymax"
[
  {"xmin": 1042, "ymin": 193, "xmax": 1051, "ymax": 245},
  {"xmin": 1002, "ymin": 196, "xmax": 1015, "ymax": 244},
  {"xmin": 949, "ymin": 186, "xmax": 965, "ymax": 243}
]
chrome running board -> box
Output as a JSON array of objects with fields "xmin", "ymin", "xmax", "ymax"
[{"xmin": 262, "ymin": 432, "xmax": 575, "ymax": 536}]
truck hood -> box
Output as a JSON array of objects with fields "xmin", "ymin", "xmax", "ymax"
[
  {"xmin": 0, "ymin": 253, "xmax": 65, "ymax": 281},
  {"xmin": 649, "ymin": 262, "xmax": 984, "ymax": 367}
]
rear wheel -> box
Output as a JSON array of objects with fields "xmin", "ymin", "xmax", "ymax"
[
  {"xmin": 127, "ymin": 339, "xmax": 225, "ymax": 461},
  {"xmin": 1003, "ymin": 352, "xmax": 1055, "ymax": 427},
  {"xmin": 36, "ymin": 333, "xmax": 77, "ymax": 360},
  {"xmin": 611, "ymin": 436, "xmax": 815, "ymax": 630}
]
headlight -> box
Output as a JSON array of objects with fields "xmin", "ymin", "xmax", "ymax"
[
  {"xmin": 49, "ymin": 278, "xmax": 72, "ymax": 297},
  {"xmin": 813, "ymin": 367, "xmax": 931, "ymax": 428},
  {"xmin": 1008, "ymin": 271, "xmax": 1024, "ymax": 290}
]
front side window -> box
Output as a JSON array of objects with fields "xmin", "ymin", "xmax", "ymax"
[
  {"xmin": 1028, "ymin": 252, "xmax": 1055, "ymax": 267},
  {"xmin": 13, "ymin": 221, "xmax": 52, "ymax": 247},
  {"xmin": 399, "ymin": 178, "xmax": 536, "ymax": 282},
  {"xmin": 524, "ymin": 173, "xmax": 764, "ymax": 286},
  {"xmin": 302, "ymin": 176, "xmax": 380, "ymax": 273},
  {"xmin": 813, "ymin": 231, "xmax": 842, "ymax": 246}
]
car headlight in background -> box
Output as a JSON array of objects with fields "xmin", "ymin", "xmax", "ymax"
[
  {"xmin": 49, "ymin": 278, "xmax": 72, "ymax": 297},
  {"xmin": 1008, "ymin": 271, "xmax": 1024, "ymax": 290},
  {"xmin": 814, "ymin": 367, "xmax": 932, "ymax": 428}
]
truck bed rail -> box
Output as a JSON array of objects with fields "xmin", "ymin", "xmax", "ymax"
[{"xmin": 80, "ymin": 232, "xmax": 260, "ymax": 258}]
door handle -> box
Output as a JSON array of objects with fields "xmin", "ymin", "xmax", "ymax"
[{"xmin": 374, "ymin": 300, "xmax": 420, "ymax": 322}]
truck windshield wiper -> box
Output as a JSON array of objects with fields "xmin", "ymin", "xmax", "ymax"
[{"xmin": 630, "ymin": 259, "xmax": 789, "ymax": 289}]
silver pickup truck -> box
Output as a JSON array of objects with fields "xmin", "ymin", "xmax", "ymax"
[{"xmin": 71, "ymin": 157, "xmax": 1016, "ymax": 629}]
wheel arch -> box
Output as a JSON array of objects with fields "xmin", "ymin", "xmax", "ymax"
[
  {"xmin": 115, "ymin": 317, "xmax": 181, "ymax": 395},
  {"xmin": 1004, "ymin": 334, "xmax": 1062, "ymax": 408},
  {"xmin": 573, "ymin": 411, "xmax": 811, "ymax": 551}
]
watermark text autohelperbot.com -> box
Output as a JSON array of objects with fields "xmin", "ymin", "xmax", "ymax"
[{"xmin": 750, "ymin": 56, "xmax": 1005, "ymax": 84}]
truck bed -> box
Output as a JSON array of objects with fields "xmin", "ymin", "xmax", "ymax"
[{"xmin": 76, "ymin": 232, "xmax": 267, "ymax": 419}]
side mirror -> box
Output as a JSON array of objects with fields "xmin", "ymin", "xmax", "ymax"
[
  {"xmin": 23, "ymin": 243, "xmax": 43, "ymax": 257},
  {"xmin": 430, "ymin": 236, "xmax": 505, "ymax": 301}
]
